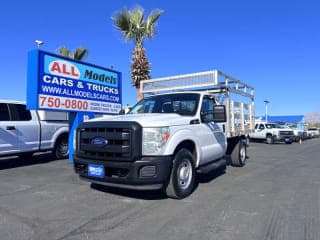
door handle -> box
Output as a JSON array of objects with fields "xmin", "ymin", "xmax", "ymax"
[{"xmin": 6, "ymin": 126, "xmax": 16, "ymax": 130}]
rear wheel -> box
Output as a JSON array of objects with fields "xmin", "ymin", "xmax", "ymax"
[
  {"xmin": 53, "ymin": 136, "xmax": 68, "ymax": 159},
  {"xmin": 231, "ymin": 140, "xmax": 247, "ymax": 167},
  {"xmin": 165, "ymin": 149, "xmax": 196, "ymax": 199}
]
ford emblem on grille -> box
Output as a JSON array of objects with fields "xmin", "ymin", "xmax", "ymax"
[{"xmin": 91, "ymin": 137, "xmax": 108, "ymax": 147}]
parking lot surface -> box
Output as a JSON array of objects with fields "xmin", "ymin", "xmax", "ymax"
[{"xmin": 0, "ymin": 138, "xmax": 320, "ymax": 240}]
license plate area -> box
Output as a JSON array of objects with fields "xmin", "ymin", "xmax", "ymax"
[{"xmin": 88, "ymin": 164, "xmax": 105, "ymax": 178}]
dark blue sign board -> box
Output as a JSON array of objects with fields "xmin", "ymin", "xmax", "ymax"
[
  {"xmin": 27, "ymin": 50, "xmax": 122, "ymax": 162},
  {"xmin": 27, "ymin": 50, "xmax": 122, "ymax": 113}
]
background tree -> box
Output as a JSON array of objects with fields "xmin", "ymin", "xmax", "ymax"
[
  {"xmin": 58, "ymin": 46, "xmax": 88, "ymax": 60},
  {"xmin": 112, "ymin": 6, "xmax": 163, "ymax": 101}
]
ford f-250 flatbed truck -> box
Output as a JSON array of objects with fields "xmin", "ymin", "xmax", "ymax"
[{"xmin": 73, "ymin": 70, "xmax": 255, "ymax": 199}]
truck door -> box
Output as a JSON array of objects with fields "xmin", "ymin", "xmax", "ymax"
[
  {"xmin": 197, "ymin": 96, "xmax": 226, "ymax": 165},
  {"xmin": 0, "ymin": 103, "xmax": 20, "ymax": 155},
  {"xmin": 256, "ymin": 124, "xmax": 266, "ymax": 139},
  {"xmin": 8, "ymin": 104, "xmax": 40, "ymax": 153}
]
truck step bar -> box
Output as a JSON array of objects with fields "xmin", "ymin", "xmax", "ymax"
[{"xmin": 197, "ymin": 158, "xmax": 227, "ymax": 174}]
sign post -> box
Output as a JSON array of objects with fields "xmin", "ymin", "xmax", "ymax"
[
  {"xmin": 26, "ymin": 50, "xmax": 122, "ymax": 162},
  {"xmin": 68, "ymin": 112, "xmax": 94, "ymax": 162}
]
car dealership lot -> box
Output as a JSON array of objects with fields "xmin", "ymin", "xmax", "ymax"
[{"xmin": 0, "ymin": 139, "xmax": 320, "ymax": 240}]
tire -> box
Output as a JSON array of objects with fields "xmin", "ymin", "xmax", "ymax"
[
  {"xmin": 266, "ymin": 135, "xmax": 274, "ymax": 144},
  {"xmin": 53, "ymin": 136, "xmax": 69, "ymax": 159},
  {"xmin": 231, "ymin": 140, "xmax": 247, "ymax": 167},
  {"xmin": 165, "ymin": 149, "xmax": 196, "ymax": 199}
]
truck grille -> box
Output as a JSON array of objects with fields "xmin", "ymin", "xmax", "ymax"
[
  {"xmin": 76, "ymin": 121, "xmax": 142, "ymax": 161},
  {"xmin": 279, "ymin": 131, "xmax": 294, "ymax": 136}
]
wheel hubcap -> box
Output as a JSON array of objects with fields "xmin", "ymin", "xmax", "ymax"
[
  {"xmin": 177, "ymin": 160, "xmax": 192, "ymax": 190},
  {"xmin": 240, "ymin": 146, "xmax": 246, "ymax": 163},
  {"xmin": 59, "ymin": 142, "xmax": 68, "ymax": 156}
]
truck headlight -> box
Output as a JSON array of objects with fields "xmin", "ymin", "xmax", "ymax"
[{"xmin": 142, "ymin": 127, "xmax": 170, "ymax": 155}]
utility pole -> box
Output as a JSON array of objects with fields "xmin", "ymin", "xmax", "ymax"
[{"xmin": 264, "ymin": 99, "xmax": 270, "ymax": 123}]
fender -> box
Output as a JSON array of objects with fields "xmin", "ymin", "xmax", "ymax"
[
  {"xmin": 163, "ymin": 128, "xmax": 202, "ymax": 167},
  {"xmin": 39, "ymin": 125, "xmax": 69, "ymax": 150},
  {"xmin": 51, "ymin": 126, "xmax": 69, "ymax": 148}
]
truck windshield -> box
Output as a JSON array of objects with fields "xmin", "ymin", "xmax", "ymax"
[
  {"xmin": 266, "ymin": 124, "xmax": 281, "ymax": 129},
  {"xmin": 128, "ymin": 93, "xmax": 200, "ymax": 116}
]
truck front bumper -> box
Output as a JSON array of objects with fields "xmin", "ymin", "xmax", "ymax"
[
  {"xmin": 275, "ymin": 135, "xmax": 295, "ymax": 143},
  {"xmin": 73, "ymin": 156, "xmax": 172, "ymax": 190}
]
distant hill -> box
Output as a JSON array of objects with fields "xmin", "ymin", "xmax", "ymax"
[{"xmin": 305, "ymin": 111, "xmax": 320, "ymax": 123}]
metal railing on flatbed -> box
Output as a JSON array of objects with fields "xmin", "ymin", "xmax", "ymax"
[{"xmin": 141, "ymin": 70, "xmax": 255, "ymax": 138}]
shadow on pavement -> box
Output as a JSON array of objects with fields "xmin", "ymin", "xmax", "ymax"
[
  {"xmin": 91, "ymin": 167, "xmax": 228, "ymax": 200},
  {"xmin": 0, "ymin": 153, "xmax": 65, "ymax": 170},
  {"xmin": 197, "ymin": 167, "xmax": 226, "ymax": 184},
  {"xmin": 91, "ymin": 183, "xmax": 167, "ymax": 200}
]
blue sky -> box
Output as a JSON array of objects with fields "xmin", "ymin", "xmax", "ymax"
[{"xmin": 1, "ymin": 0, "xmax": 319, "ymax": 116}]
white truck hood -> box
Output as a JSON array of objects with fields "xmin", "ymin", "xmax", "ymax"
[{"xmin": 89, "ymin": 114, "xmax": 194, "ymax": 127}]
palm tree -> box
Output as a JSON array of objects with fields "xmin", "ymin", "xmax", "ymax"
[
  {"xmin": 58, "ymin": 46, "xmax": 88, "ymax": 61},
  {"xmin": 112, "ymin": 6, "xmax": 163, "ymax": 101}
]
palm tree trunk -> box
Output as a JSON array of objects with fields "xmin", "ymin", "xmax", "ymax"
[
  {"xmin": 131, "ymin": 43, "xmax": 150, "ymax": 101},
  {"xmin": 137, "ymin": 87, "xmax": 143, "ymax": 102}
]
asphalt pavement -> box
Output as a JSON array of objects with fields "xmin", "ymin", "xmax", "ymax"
[{"xmin": 0, "ymin": 138, "xmax": 319, "ymax": 240}]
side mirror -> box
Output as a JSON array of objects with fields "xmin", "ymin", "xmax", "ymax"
[{"xmin": 213, "ymin": 105, "xmax": 226, "ymax": 123}]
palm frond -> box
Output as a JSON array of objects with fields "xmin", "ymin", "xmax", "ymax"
[
  {"xmin": 146, "ymin": 9, "xmax": 164, "ymax": 39},
  {"xmin": 112, "ymin": 8, "xmax": 133, "ymax": 41},
  {"xmin": 57, "ymin": 46, "xmax": 88, "ymax": 61},
  {"xmin": 58, "ymin": 46, "xmax": 70, "ymax": 58},
  {"xmin": 129, "ymin": 7, "xmax": 145, "ymax": 44},
  {"xmin": 73, "ymin": 48, "xmax": 88, "ymax": 60}
]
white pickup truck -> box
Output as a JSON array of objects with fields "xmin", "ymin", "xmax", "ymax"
[
  {"xmin": 73, "ymin": 70, "xmax": 255, "ymax": 199},
  {"xmin": 249, "ymin": 122, "xmax": 295, "ymax": 144},
  {"xmin": 279, "ymin": 123, "xmax": 306, "ymax": 141},
  {"xmin": 0, "ymin": 100, "xmax": 69, "ymax": 159},
  {"xmin": 307, "ymin": 128, "xmax": 320, "ymax": 138}
]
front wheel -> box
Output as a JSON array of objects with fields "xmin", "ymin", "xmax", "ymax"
[
  {"xmin": 266, "ymin": 135, "xmax": 274, "ymax": 144},
  {"xmin": 165, "ymin": 149, "xmax": 196, "ymax": 199},
  {"xmin": 53, "ymin": 136, "xmax": 68, "ymax": 159}
]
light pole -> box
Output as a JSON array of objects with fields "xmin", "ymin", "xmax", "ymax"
[
  {"xmin": 264, "ymin": 99, "xmax": 270, "ymax": 123},
  {"xmin": 35, "ymin": 40, "xmax": 44, "ymax": 49}
]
